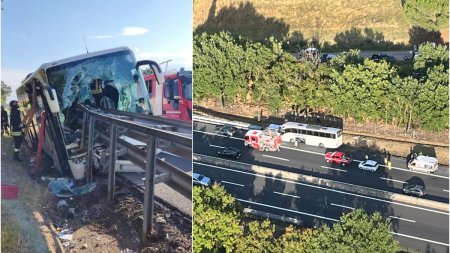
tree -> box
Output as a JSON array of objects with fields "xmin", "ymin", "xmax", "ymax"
[
  {"xmin": 193, "ymin": 184, "xmax": 243, "ymax": 253},
  {"xmin": 193, "ymin": 32, "xmax": 246, "ymax": 107},
  {"xmin": 235, "ymin": 220, "xmax": 281, "ymax": 253},
  {"xmin": 320, "ymin": 209, "xmax": 399, "ymax": 253},
  {"xmin": 413, "ymin": 42, "xmax": 449, "ymax": 79},
  {"xmin": 401, "ymin": 0, "xmax": 449, "ymax": 31},
  {"xmin": 1, "ymin": 81, "xmax": 12, "ymax": 105}
]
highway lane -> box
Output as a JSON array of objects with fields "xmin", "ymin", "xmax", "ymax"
[
  {"xmin": 194, "ymin": 121, "xmax": 449, "ymax": 203},
  {"xmin": 194, "ymin": 162, "xmax": 449, "ymax": 253}
]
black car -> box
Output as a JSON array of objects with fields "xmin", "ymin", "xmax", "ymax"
[
  {"xmin": 214, "ymin": 125, "xmax": 237, "ymax": 137},
  {"xmin": 218, "ymin": 147, "xmax": 242, "ymax": 159},
  {"xmin": 402, "ymin": 184, "xmax": 426, "ymax": 197},
  {"xmin": 370, "ymin": 53, "xmax": 395, "ymax": 63}
]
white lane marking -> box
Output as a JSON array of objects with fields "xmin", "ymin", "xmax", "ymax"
[
  {"xmin": 194, "ymin": 128, "xmax": 449, "ymax": 179},
  {"xmin": 221, "ymin": 181, "xmax": 244, "ymax": 187},
  {"xmin": 388, "ymin": 216, "xmax": 416, "ymax": 223},
  {"xmin": 194, "ymin": 160, "xmax": 449, "ymax": 215},
  {"xmin": 193, "ymin": 129, "xmax": 242, "ymax": 140},
  {"xmin": 320, "ymin": 166, "xmax": 347, "ymax": 173},
  {"xmin": 379, "ymin": 177, "xmax": 407, "ymax": 184},
  {"xmin": 273, "ymin": 191, "xmax": 301, "ymax": 199},
  {"xmin": 237, "ymin": 198, "xmax": 339, "ymax": 222},
  {"xmin": 330, "ymin": 203, "xmax": 355, "ymax": 210},
  {"xmin": 261, "ymin": 155, "xmax": 289, "ymax": 162},
  {"xmin": 443, "ymin": 189, "xmax": 449, "ymax": 193},
  {"xmin": 210, "ymin": 144, "xmax": 227, "ymax": 149},
  {"xmin": 391, "ymin": 232, "xmax": 449, "ymax": 247}
]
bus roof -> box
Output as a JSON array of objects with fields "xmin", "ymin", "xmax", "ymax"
[
  {"xmin": 20, "ymin": 46, "xmax": 132, "ymax": 86},
  {"xmin": 281, "ymin": 121, "xmax": 341, "ymax": 134}
]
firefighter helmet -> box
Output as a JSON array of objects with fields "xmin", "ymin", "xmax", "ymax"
[{"xmin": 9, "ymin": 100, "xmax": 19, "ymax": 108}]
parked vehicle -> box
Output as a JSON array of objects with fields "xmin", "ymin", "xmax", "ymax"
[
  {"xmin": 145, "ymin": 68, "xmax": 192, "ymax": 121},
  {"xmin": 370, "ymin": 53, "xmax": 395, "ymax": 63},
  {"xmin": 214, "ymin": 125, "xmax": 237, "ymax": 137},
  {"xmin": 319, "ymin": 53, "xmax": 336, "ymax": 63},
  {"xmin": 325, "ymin": 151, "xmax": 352, "ymax": 165},
  {"xmin": 193, "ymin": 173, "xmax": 211, "ymax": 187},
  {"xmin": 280, "ymin": 122, "xmax": 343, "ymax": 148},
  {"xmin": 218, "ymin": 147, "xmax": 242, "ymax": 159},
  {"xmin": 358, "ymin": 160, "xmax": 379, "ymax": 172},
  {"xmin": 244, "ymin": 129, "xmax": 282, "ymax": 152},
  {"xmin": 407, "ymin": 156, "xmax": 438, "ymax": 173},
  {"xmin": 403, "ymin": 183, "xmax": 426, "ymax": 197}
]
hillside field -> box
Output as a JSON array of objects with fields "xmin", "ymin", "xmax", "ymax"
[{"xmin": 194, "ymin": 0, "xmax": 448, "ymax": 44}]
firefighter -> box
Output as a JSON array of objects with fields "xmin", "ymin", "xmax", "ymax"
[
  {"xmin": 1, "ymin": 106, "xmax": 9, "ymax": 136},
  {"xmin": 9, "ymin": 100, "xmax": 23, "ymax": 161}
]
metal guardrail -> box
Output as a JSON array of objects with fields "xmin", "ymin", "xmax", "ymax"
[
  {"xmin": 80, "ymin": 105, "xmax": 192, "ymax": 243},
  {"xmin": 103, "ymin": 108, "xmax": 192, "ymax": 134}
]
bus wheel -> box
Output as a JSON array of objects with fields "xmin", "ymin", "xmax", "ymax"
[
  {"xmin": 290, "ymin": 139, "xmax": 294, "ymax": 143},
  {"xmin": 319, "ymin": 143, "xmax": 324, "ymax": 148}
]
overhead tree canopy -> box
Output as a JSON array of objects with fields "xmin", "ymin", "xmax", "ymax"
[
  {"xmin": 1, "ymin": 81, "xmax": 12, "ymax": 106},
  {"xmin": 401, "ymin": 0, "xmax": 449, "ymax": 31}
]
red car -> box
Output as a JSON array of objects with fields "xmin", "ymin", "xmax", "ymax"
[{"xmin": 325, "ymin": 151, "xmax": 352, "ymax": 165}]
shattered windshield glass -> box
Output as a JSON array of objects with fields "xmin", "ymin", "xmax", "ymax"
[{"xmin": 46, "ymin": 49, "xmax": 151, "ymax": 123}]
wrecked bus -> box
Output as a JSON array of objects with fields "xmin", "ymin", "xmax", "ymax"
[
  {"xmin": 17, "ymin": 47, "xmax": 163, "ymax": 176},
  {"xmin": 144, "ymin": 69, "xmax": 192, "ymax": 121}
]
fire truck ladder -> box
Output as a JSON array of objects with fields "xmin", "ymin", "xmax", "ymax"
[{"xmin": 79, "ymin": 105, "xmax": 192, "ymax": 243}]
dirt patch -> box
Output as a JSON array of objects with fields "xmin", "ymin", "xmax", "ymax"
[{"xmin": 1, "ymin": 136, "xmax": 192, "ymax": 253}]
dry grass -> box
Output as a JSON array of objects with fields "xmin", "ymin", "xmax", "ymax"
[
  {"xmin": 1, "ymin": 137, "xmax": 52, "ymax": 253},
  {"xmin": 194, "ymin": 0, "xmax": 416, "ymax": 43}
]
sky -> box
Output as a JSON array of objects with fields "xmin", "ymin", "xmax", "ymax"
[{"xmin": 1, "ymin": 0, "xmax": 193, "ymax": 101}]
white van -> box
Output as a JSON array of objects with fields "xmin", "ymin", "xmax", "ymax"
[{"xmin": 407, "ymin": 156, "xmax": 438, "ymax": 173}]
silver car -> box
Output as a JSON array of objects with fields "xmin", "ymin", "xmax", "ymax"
[{"xmin": 358, "ymin": 160, "xmax": 379, "ymax": 172}]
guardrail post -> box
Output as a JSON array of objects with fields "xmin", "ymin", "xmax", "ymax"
[
  {"xmin": 142, "ymin": 136, "xmax": 157, "ymax": 243},
  {"xmin": 86, "ymin": 117, "xmax": 95, "ymax": 183},
  {"xmin": 107, "ymin": 124, "xmax": 117, "ymax": 201}
]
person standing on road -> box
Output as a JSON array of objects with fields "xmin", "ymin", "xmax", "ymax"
[
  {"xmin": 1, "ymin": 106, "xmax": 9, "ymax": 136},
  {"xmin": 9, "ymin": 100, "xmax": 24, "ymax": 161}
]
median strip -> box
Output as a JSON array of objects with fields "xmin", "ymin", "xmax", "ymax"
[{"xmin": 193, "ymin": 154, "xmax": 449, "ymax": 213}]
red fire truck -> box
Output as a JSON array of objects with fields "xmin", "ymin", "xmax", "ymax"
[
  {"xmin": 144, "ymin": 68, "xmax": 192, "ymax": 121},
  {"xmin": 244, "ymin": 129, "xmax": 282, "ymax": 151}
]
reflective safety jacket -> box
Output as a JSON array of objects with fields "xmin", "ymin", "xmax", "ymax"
[{"xmin": 10, "ymin": 108, "xmax": 22, "ymax": 136}]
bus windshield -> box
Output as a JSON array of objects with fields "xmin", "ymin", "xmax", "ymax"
[{"xmin": 47, "ymin": 50, "xmax": 151, "ymax": 120}]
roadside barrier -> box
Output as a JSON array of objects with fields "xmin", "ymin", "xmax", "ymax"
[{"xmin": 193, "ymin": 154, "xmax": 449, "ymax": 212}]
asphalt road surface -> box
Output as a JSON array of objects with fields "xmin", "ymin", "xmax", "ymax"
[
  {"xmin": 194, "ymin": 162, "xmax": 449, "ymax": 253},
  {"xmin": 193, "ymin": 120, "xmax": 449, "ymax": 252},
  {"xmin": 194, "ymin": 121, "xmax": 449, "ymax": 203}
]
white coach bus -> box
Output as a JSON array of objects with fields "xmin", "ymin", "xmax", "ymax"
[{"xmin": 280, "ymin": 122, "xmax": 343, "ymax": 148}]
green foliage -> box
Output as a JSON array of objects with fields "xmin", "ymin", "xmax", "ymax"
[
  {"xmin": 193, "ymin": 185, "xmax": 399, "ymax": 253},
  {"xmin": 1, "ymin": 81, "xmax": 12, "ymax": 105},
  {"xmin": 414, "ymin": 42, "xmax": 449, "ymax": 79},
  {"xmin": 320, "ymin": 209, "xmax": 399, "ymax": 253},
  {"xmin": 235, "ymin": 220, "xmax": 281, "ymax": 253},
  {"xmin": 193, "ymin": 184, "xmax": 243, "ymax": 253},
  {"xmin": 402, "ymin": 0, "xmax": 449, "ymax": 31},
  {"xmin": 194, "ymin": 32, "xmax": 449, "ymax": 131}
]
